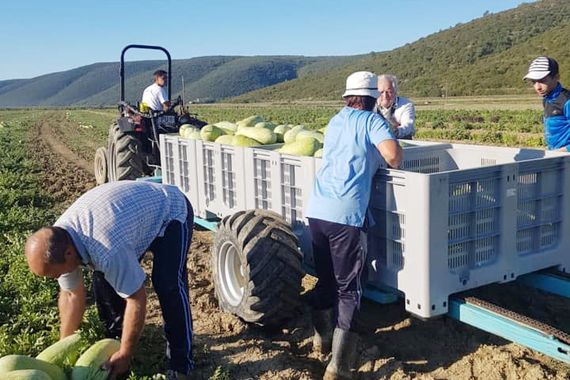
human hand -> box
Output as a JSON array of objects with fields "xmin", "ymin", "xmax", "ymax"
[{"xmin": 104, "ymin": 350, "xmax": 132, "ymax": 379}]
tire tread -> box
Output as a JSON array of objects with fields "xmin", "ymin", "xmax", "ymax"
[{"xmin": 211, "ymin": 210, "xmax": 303, "ymax": 327}]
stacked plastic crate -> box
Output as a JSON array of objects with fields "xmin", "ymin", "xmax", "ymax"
[
  {"xmin": 368, "ymin": 143, "xmax": 570, "ymax": 317},
  {"xmin": 160, "ymin": 135, "xmax": 317, "ymax": 225},
  {"xmin": 160, "ymin": 134, "xmax": 570, "ymax": 318}
]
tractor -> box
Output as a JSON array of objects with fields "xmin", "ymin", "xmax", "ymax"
[{"xmin": 94, "ymin": 44, "xmax": 206, "ymax": 184}]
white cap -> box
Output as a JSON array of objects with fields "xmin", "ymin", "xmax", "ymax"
[
  {"xmin": 523, "ymin": 56, "xmax": 558, "ymax": 81},
  {"xmin": 342, "ymin": 71, "xmax": 381, "ymax": 98}
]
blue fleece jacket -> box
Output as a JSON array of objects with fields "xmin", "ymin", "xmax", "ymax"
[{"xmin": 543, "ymin": 83, "xmax": 570, "ymax": 151}]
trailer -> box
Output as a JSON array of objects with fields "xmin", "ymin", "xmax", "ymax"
[{"xmin": 156, "ymin": 134, "xmax": 570, "ymax": 363}]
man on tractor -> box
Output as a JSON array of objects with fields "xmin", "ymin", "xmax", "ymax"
[
  {"xmin": 94, "ymin": 45, "xmax": 209, "ymax": 185},
  {"xmin": 142, "ymin": 70, "xmax": 171, "ymax": 112}
]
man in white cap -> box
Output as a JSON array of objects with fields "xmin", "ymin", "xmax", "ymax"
[
  {"xmin": 375, "ymin": 74, "xmax": 416, "ymax": 139},
  {"xmin": 306, "ymin": 71, "xmax": 402, "ymax": 380},
  {"xmin": 524, "ymin": 56, "xmax": 570, "ymax": 151}
]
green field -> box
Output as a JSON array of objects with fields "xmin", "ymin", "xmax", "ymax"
[
  {"xmin": 0, "ymin": 111, "xmax": 99, "ymax": 367},
  {"xmin": 63, "ymin": 98, "xmax": 546, "ymax": 156},
  {"xmin": 0, "ymin": 101, "xmax": 560, "ymax": 379},
  {"xmin": 0, "ymin": 110, "xmax": 173, "ymax": 379}
]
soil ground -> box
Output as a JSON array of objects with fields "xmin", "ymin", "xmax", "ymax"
[{"xmin": 30, "ymin": 111, "xmax": 570, "ymax": 380}]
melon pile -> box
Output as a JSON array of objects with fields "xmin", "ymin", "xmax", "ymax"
[
  {"xmin": 0, "ymin": 334, "xmax": 120, "ymax": 380},
  {"xmin": 179, "ymin": 115, "xmax": 326, "ymax": 157}
]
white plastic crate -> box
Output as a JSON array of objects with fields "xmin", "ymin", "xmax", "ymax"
[
  {"xmin": 367, "ymin": 143, "xmax": 570, "ymax": 317},
  {"xmin": 160, "ymin": 134, "xmax": 314, "ymax": 223},
  {"xmin": 161, "ymin": 135, "xmax": 252, "ymax": 218},
  {"xmin": 161, "ymin": 134, "xmax": 570, "ymax": 318},
  {"xmin": 159, "ymin": 134, "xmax": 202, "ymax": 216}
]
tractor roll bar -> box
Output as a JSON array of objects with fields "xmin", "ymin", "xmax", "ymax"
[{"xmin": 120, "ymin": 44, "xmax": 172, "ymax": 102}]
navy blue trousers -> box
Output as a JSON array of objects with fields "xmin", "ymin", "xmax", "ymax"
[
  {"xmin": 93, "ymin": 203, "xmax": 194, "ymax": 374},
  {"xmin": 308, "ymin": 217, "xmax": 368, "ymax": 332}
]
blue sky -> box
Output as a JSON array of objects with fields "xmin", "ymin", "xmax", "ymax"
[{"xmin": 1, "ymin": 0, "xmax": 533, "ymax": 81}]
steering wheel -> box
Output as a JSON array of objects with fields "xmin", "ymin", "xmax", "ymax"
[{"xmin": 170, "ymin": 95, "xmax": 182, "ymax": 109}]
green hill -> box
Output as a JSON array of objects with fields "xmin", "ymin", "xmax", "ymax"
[
  {"xmin": 232, "ymin": 0, "xmax": 570, "ymax": 101},
  {"xmin": 0, "ymin": 55, "xmax": 359, "ymax": 107},
  {"xmin": 1, "ymin": 0, "xmax": 568, "ymax": 106}
]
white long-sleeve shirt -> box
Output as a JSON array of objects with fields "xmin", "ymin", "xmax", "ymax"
[{"xmin": 376, "ymin": 96, "xmax": 416, "ymax": 138}]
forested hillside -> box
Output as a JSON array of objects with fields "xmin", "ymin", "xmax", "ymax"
[
  {"xmin": 0, "ymin": 56, "xmax": 359, "ymax": 107},
  {"xmin": 1, "ymin": 0, "xmax": 568, "ymax": 106},
  {"xmin": 233, "ymin": 0, "xmax": 570, "ymax": 101}
]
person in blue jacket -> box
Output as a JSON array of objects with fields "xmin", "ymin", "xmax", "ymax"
[{"xmin": 524, "ymin": 56, "xmax": 570, "ymax": 151}]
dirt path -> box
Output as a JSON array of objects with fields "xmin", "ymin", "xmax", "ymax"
[
  {"xmin": 32, "ymin": 114, "xmax": 95, "ymax": 205},
  {"xmin": 39, "ymin": 112, "xmax": 94, "ymax": 174},
  {"xmin": 32, "ymin": 112, "xmax": 570, "ymax": 380}
]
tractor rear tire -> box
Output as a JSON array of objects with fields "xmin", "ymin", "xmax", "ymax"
[
  {"xmin": 211, "ymin": 209, "xmax": 304, "ymax": 327},
  {"xmin": 107, "ymin": 123, "xmax": 145, "ymax": 181},
  {"xmin": 94, "ymin": 147, "xmax": 108, "ymax": 185}
]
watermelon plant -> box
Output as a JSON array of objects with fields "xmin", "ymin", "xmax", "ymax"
[{"xmin": 0, "ymin": 113, "xmax": 61, "ymax": 358}]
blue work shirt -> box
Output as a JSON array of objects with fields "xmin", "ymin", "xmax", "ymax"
[
  {"xmin": 306, "ymin": 107, "xmax": 395, "ymax": 227},
  {"xmin": 56, "ymin": 181, "xmax": 189, "ymax": 298},
  {"xmin": 543, "ymin": 83, "xmax": 570, "ymax": 151}
]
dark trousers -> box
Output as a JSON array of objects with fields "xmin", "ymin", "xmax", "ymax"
[
  {"xmin": 308, "ymin": 217, "xmax": 368, "ymax": 332},
  {"xmin": 93, "ymin": 203, "xmax": 194, "ymax": 374},
  {"xmin": 92, "ymin": 271, "xmax": 126, "ymax": 338}
]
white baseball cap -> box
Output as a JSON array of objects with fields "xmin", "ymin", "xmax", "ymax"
[
  {"xmin": 342, "ymin": 71, "xmax": 381, "ymax": 98},
  {"xmin": 523, "ymin": 56, "xmax": 559, "ymax": 81}
]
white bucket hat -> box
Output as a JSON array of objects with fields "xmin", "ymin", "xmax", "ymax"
[{"xmin": 342, "ymin": 71, "xmax": 381, "ymax": 98}]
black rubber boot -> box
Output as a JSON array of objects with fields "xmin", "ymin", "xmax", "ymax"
[
  {"xmin": 312, "ymin": 308, "xmax": 335, "ymax": 355},
  {"xmin": 323, "ymin": 328, "xmax": 360, "ymax": 380}
]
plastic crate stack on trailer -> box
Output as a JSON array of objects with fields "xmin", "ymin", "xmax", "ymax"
[
  {"xmin": 160, "ymin": 134, "xmax": 570, "ymax": 318},
  {"xmin": 369, "ymin": 143, "xmax": 570, "ymax": 317},
  {"xmin": 160, "ymin": 133, "xmax": 317, "ymax": 226}
]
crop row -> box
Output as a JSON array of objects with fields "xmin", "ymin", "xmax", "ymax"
[
  {"xmin": 0, "ymin": 112, "xmax": 65, "ymax": 357},
  {"xmin": 63, "ymin": 107, "xmax": 547, "ymax": 155},
  {"xmin": 416, "ymin": 109, "xmax": 544, "ymax": 134}
]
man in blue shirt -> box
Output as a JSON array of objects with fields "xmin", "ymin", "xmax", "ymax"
[
  {"xmin": 524, "ymin": 56, "xmax": 570, "ymax": 151},
  {"xmin": 25, "ymin": 181, "xmax": 194, "ymax": 380},
  {"xmin": 306, "ymin": 71, "xmax": 402, "ymax": 380}
]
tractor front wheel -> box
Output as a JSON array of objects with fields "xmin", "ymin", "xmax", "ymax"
[
  {"xmin": 94, "ymin": 147, "xmax": 108, "ymax": 185},
  {"xmin": 107, "ymin": 123, "xmax": 145, "ymax": 181}
]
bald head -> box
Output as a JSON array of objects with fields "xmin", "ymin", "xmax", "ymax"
[{"xmin": 25, "ymin": 227, "xmax": 78, "ymax": 278}]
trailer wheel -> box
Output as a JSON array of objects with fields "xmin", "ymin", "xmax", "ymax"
[
  {"xmin": 107, "ymin": 123, "xmax": 145, "ymax": 181},
  {"xmin": 211, "ymin": 209, "xmax": 304, "ymax": 327},
  {"xmin": 94, "ymin": 147, "xmax": 108, "ymax": 185}
]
